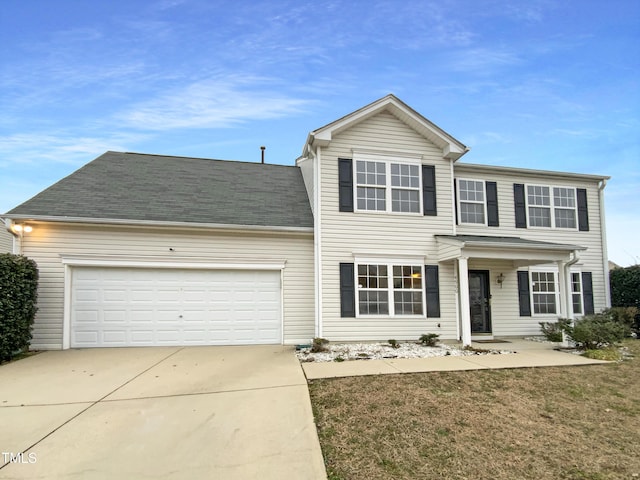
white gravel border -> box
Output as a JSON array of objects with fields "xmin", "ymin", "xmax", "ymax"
[{"xmin": 296, "ymin": 341, "xmax": 514, "ymax": 363}]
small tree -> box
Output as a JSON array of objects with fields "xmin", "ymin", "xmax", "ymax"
[{"xmin": 0, "ymin": 254, "xmax": 39, "ymax": 362}]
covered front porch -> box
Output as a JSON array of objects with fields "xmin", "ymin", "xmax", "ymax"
[{"xmin": 436, "ymin": 235, "xmax": 587, "ymax": 346}]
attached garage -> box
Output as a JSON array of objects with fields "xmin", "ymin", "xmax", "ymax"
[{"xmin": 70, "ymin": 267, "xmax": 282, "ymax": 347}]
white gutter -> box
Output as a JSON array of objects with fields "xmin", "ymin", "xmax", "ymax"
[
  {"xmin": 599, "ymin": 179, "xmax": 611, "ymax": 308},
  {"xmin": 1, "ymin": 215, "xmax": 313, "ymax": 235},
  {"xmin": 313, "ymin": 145, "xmax": 323, "ymax": 339},
  {"xmin": 450, "ymin": 159, "xmax": 456, "ymax": 235}
]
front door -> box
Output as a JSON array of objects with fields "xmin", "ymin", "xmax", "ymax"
[{"xmin": 469, "ymin": 270, "xmax": 491, "ymax": 334}]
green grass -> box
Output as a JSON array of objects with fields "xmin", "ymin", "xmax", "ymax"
[{"xmin": 309, "ymin": 340, "xmax": 640, "ymax": 480}]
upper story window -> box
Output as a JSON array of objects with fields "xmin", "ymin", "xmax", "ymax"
[
  {"xmin": 526, "ymin": 185, "xmax": 577, "ymax": 229},
  {"xmin": 457, "ymin": 179, "xmax": 486, "ymax": 224},
  {"xmin": 355, "ymin": 160, "xmax": 421, "ymax": 214}
]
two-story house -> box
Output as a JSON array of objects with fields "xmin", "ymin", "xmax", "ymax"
[{"xmin": 2, "ymin": 95, "xmax": 610, "ymax": 350}]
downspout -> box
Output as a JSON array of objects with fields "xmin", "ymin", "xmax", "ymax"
[
  {"xmin": 598, "ymin": 179, "xmax": 611, "ymax": 308},
  {"xmin": 307, "ymin": 143, "xmax": 323, "ymax": 339},
  {"xmin": 450, "ymin": 160, "xmax": 456, "ymax": 236},
  {"xmin": 561, "ymin": 250, "xmax": 581, "ymax": 347}
]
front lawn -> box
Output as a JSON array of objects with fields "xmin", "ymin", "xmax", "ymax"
[{"xmin": 309, "ymin": 340, "xmax": 640, "ymax": 480}]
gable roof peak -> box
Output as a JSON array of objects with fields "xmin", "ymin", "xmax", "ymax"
[{"xmin": 306, "ymin": 94, "xmax": 468, "ymax": 160}]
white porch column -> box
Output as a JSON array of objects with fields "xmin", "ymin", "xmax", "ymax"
[
  {"xmin": 458, "ymin": 256, "xmax": 471, "ymax": 346},
  {"xmin": 557, "ymin": 260, "xmax": 568, "ymax": 319}
]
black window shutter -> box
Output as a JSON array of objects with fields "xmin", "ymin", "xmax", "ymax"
[
  {"xmin": 582, "ymin": 272, "xmax": 594, "ymax": 315},
  {"xmin": 425, "ymin": 265, "xmax": 440, "ymax": 318},
  {"xmin": 453, "ymin": 179, "xmax": 459, "ymax": 225},
  {"xmin": 486, "ymin": 181, "xmax": 499, "ymax": 227},
  {"xmin": 339, "ymin": 263, "xmax": 356, "ymax": 317},
  {"xmin": 422, "ymin": 165, "xmax": 437, "ymax": 216},
  {"xmin": 338, "ymin": 158, "xmax": 354, "ymax": 212},
  {"xmin": 514, "ymin": 183, "xmax": 527, "ymax": 228},
  {"xmin": 517, "ymin": 271, "xmax": 532, "ymax": 316},
  {"xmin": 577, "ymin": 188, "xmax": 589, "ymax": 231}
]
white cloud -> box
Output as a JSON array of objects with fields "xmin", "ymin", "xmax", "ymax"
[
  {"xmin": 447, "ymin": 48, "xmax": 522, "ymax": 74},
  {"xmin": 0, "ymin": 132, "xmax": 148, "ymax": 166},
  {"xmin": 119, "ymin": 76, "xmax": 312, "ymax": 130}
]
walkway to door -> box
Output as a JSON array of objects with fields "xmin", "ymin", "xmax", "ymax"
[{"xmin": 301, "ymin": 339, "xmax": 609, "ymax": 379}]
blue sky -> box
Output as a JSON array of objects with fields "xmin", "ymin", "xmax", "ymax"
[{"xmin": 1, "ymin": 0, "xmax": 638, "ymax": 265}]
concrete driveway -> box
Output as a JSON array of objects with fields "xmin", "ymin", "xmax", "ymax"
[{"xmin": 0, "ymin": 346, "xmax": 326, "ymax": 479}]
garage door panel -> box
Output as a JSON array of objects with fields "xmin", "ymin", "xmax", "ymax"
[{"xmin": 71, "ymin": 268, "xmax": 282, "ymax": 347}]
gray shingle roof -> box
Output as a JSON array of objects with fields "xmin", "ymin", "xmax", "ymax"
[
  {"xmin": 436, "ymin": 235, "xmax": 585, "ymax": 251},
  {"xmin": 6, "ymin": 151, "xmax": 313, "ymax": 229}
]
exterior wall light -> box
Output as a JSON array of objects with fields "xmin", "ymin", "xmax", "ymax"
[
  {"xmin": 11, "ymin": 224, "xmax": 33, "ymax": 234},
  {"xmin": 496, "ymin": 273, "xmax": 505, "ymax": 288}
]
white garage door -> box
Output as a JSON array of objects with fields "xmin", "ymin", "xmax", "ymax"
[{"xmin": 71, "ymin": 267, "xmax": 281, "ymax": 347}]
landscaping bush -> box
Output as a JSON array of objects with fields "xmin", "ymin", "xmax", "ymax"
[
  {"xmin": 604, "ymin": 306, "xmax": 639, "ymax": 330},
  {"xmin": 418, "ymin": 333, "xmax": 439, "ymax": 347},
  {"xmin": 563, "ymin": 313, "xmax": 629, "ymax": 350},
  {"xmin": 0, "ymin": 254, "xmax": 39, "ymax": 362},
  {"xmin": 539, "ymin": 319, "xmax": 571, "ymax": 342},
  {"xmin": 311, "ymin": 337, "xmax": 329, "ymax": 353}
]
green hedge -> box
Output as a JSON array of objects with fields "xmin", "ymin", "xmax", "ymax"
[
  {"xmin": 610, "ymin": 265, "xmax": 640, "ymax": 309},
  {"xmin": 0, "ymin": 254, "xmax": 39, "ymax": 361}
]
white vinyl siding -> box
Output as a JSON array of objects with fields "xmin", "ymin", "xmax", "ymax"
[
  {"xmin": 296, "ymin": 156, "xmax": 315, "ymax": 215},
  {"xmin": 0, "ymin": 228, "xmax": 13, "ymax": 253},
  {"xmin": 320, "ymin": 111, "xmax": 456, "ymax": 341},
  {"xmin": 455, "ymin": 165, "xmax": 608, "ymax": 318},
  {"xmin": 20, "ymin": 223, "xmax": 314, "ymax": 349}
]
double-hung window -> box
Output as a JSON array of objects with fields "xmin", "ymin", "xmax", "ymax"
[
  {"xmin": 530, "ymin": 271, "xmax": 557, "ymax": 314},
  {"xmin": 457, "ymin": 179, "xmax": 486, "ymax": 224},
  {"xmin": 356, "ymin": 161, "xmax": 386, "ymax": 211},
  {"xmin": 355, "ymin": 159, "xmax": 421, "ymax": 214},
  {"xmin": 526, "ymin": 185, "xmax": 577, "ymax": 229},
  {"xmin": 571, "ymin": 272, "xmax": 583, "ymax": 315},
  {"xmin": 357, "ymin": 263, "xmax": 424, "ymax": 316}
]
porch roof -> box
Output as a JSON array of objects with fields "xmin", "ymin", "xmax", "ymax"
[{"xmin": 435, "ymin": 234, "xmax": 586, "ymax": 264}]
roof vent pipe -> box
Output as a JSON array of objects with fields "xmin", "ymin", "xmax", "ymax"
[{"xmin": 260, "ymin": 146, "xmax": 265, "ymax": 164}]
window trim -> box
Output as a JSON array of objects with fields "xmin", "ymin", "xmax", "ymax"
[
  {"xmin": 355, "ymin": 262, "xmax": 427, "ymax": 318},
  {"xmin": 525, "ymin": 183, "xmax": 578, "ymax": 230},
  {"xmin": 353, "ymin": 156, "xmax": 424, "ymax": 216},
  {"xmin": 456, "ymin": 178, "xmax": 488, "ymax": 226},
  {"xmin": 529, "ymin": 270, "xmax": 559, "ymax": 316},
  {"xmin": 571, "ymin": 270, "xmax": 583, "ymax": 316}
]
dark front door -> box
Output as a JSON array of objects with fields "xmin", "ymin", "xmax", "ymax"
[{"xmin": 469, "ymin": 270, "xmax": 491, "ymax": 334}]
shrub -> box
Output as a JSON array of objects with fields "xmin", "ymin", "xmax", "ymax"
[
  {"xmin": 563, "ymin": 314, "xmax": 629, "ymax": 350},
  {"xmin": 311, "ymin": 337, "xmax": 329, "ymax": 353},
  {"xmin": 604, "ymin": 306, "xmax": 639, "ymax": 331},
  {"xmin": 0, "ymin": 254, "xmax": 39, "ymax": 362},
  {"xmin": 419, "ymin": 333, "xmax": 439, "ymax": 347},
  {"xmin": 539, "ymin": 319, "xmax": 571, "ymax": 342},
  {"xmin": 388, "ymin": 339, "xmax": 400, "ymax": 349}
]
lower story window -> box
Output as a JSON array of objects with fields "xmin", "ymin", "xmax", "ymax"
[
  {"xmin": 531, "ymin": 271, "xmax": 557, "ymax": 314},
  {"xmin": 357, "ymin": 263, "xmax": 424, "ymax": 316},
  {"xmin": 571, "ymin": 272, "xmax": 583, "ymax": 315}
]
